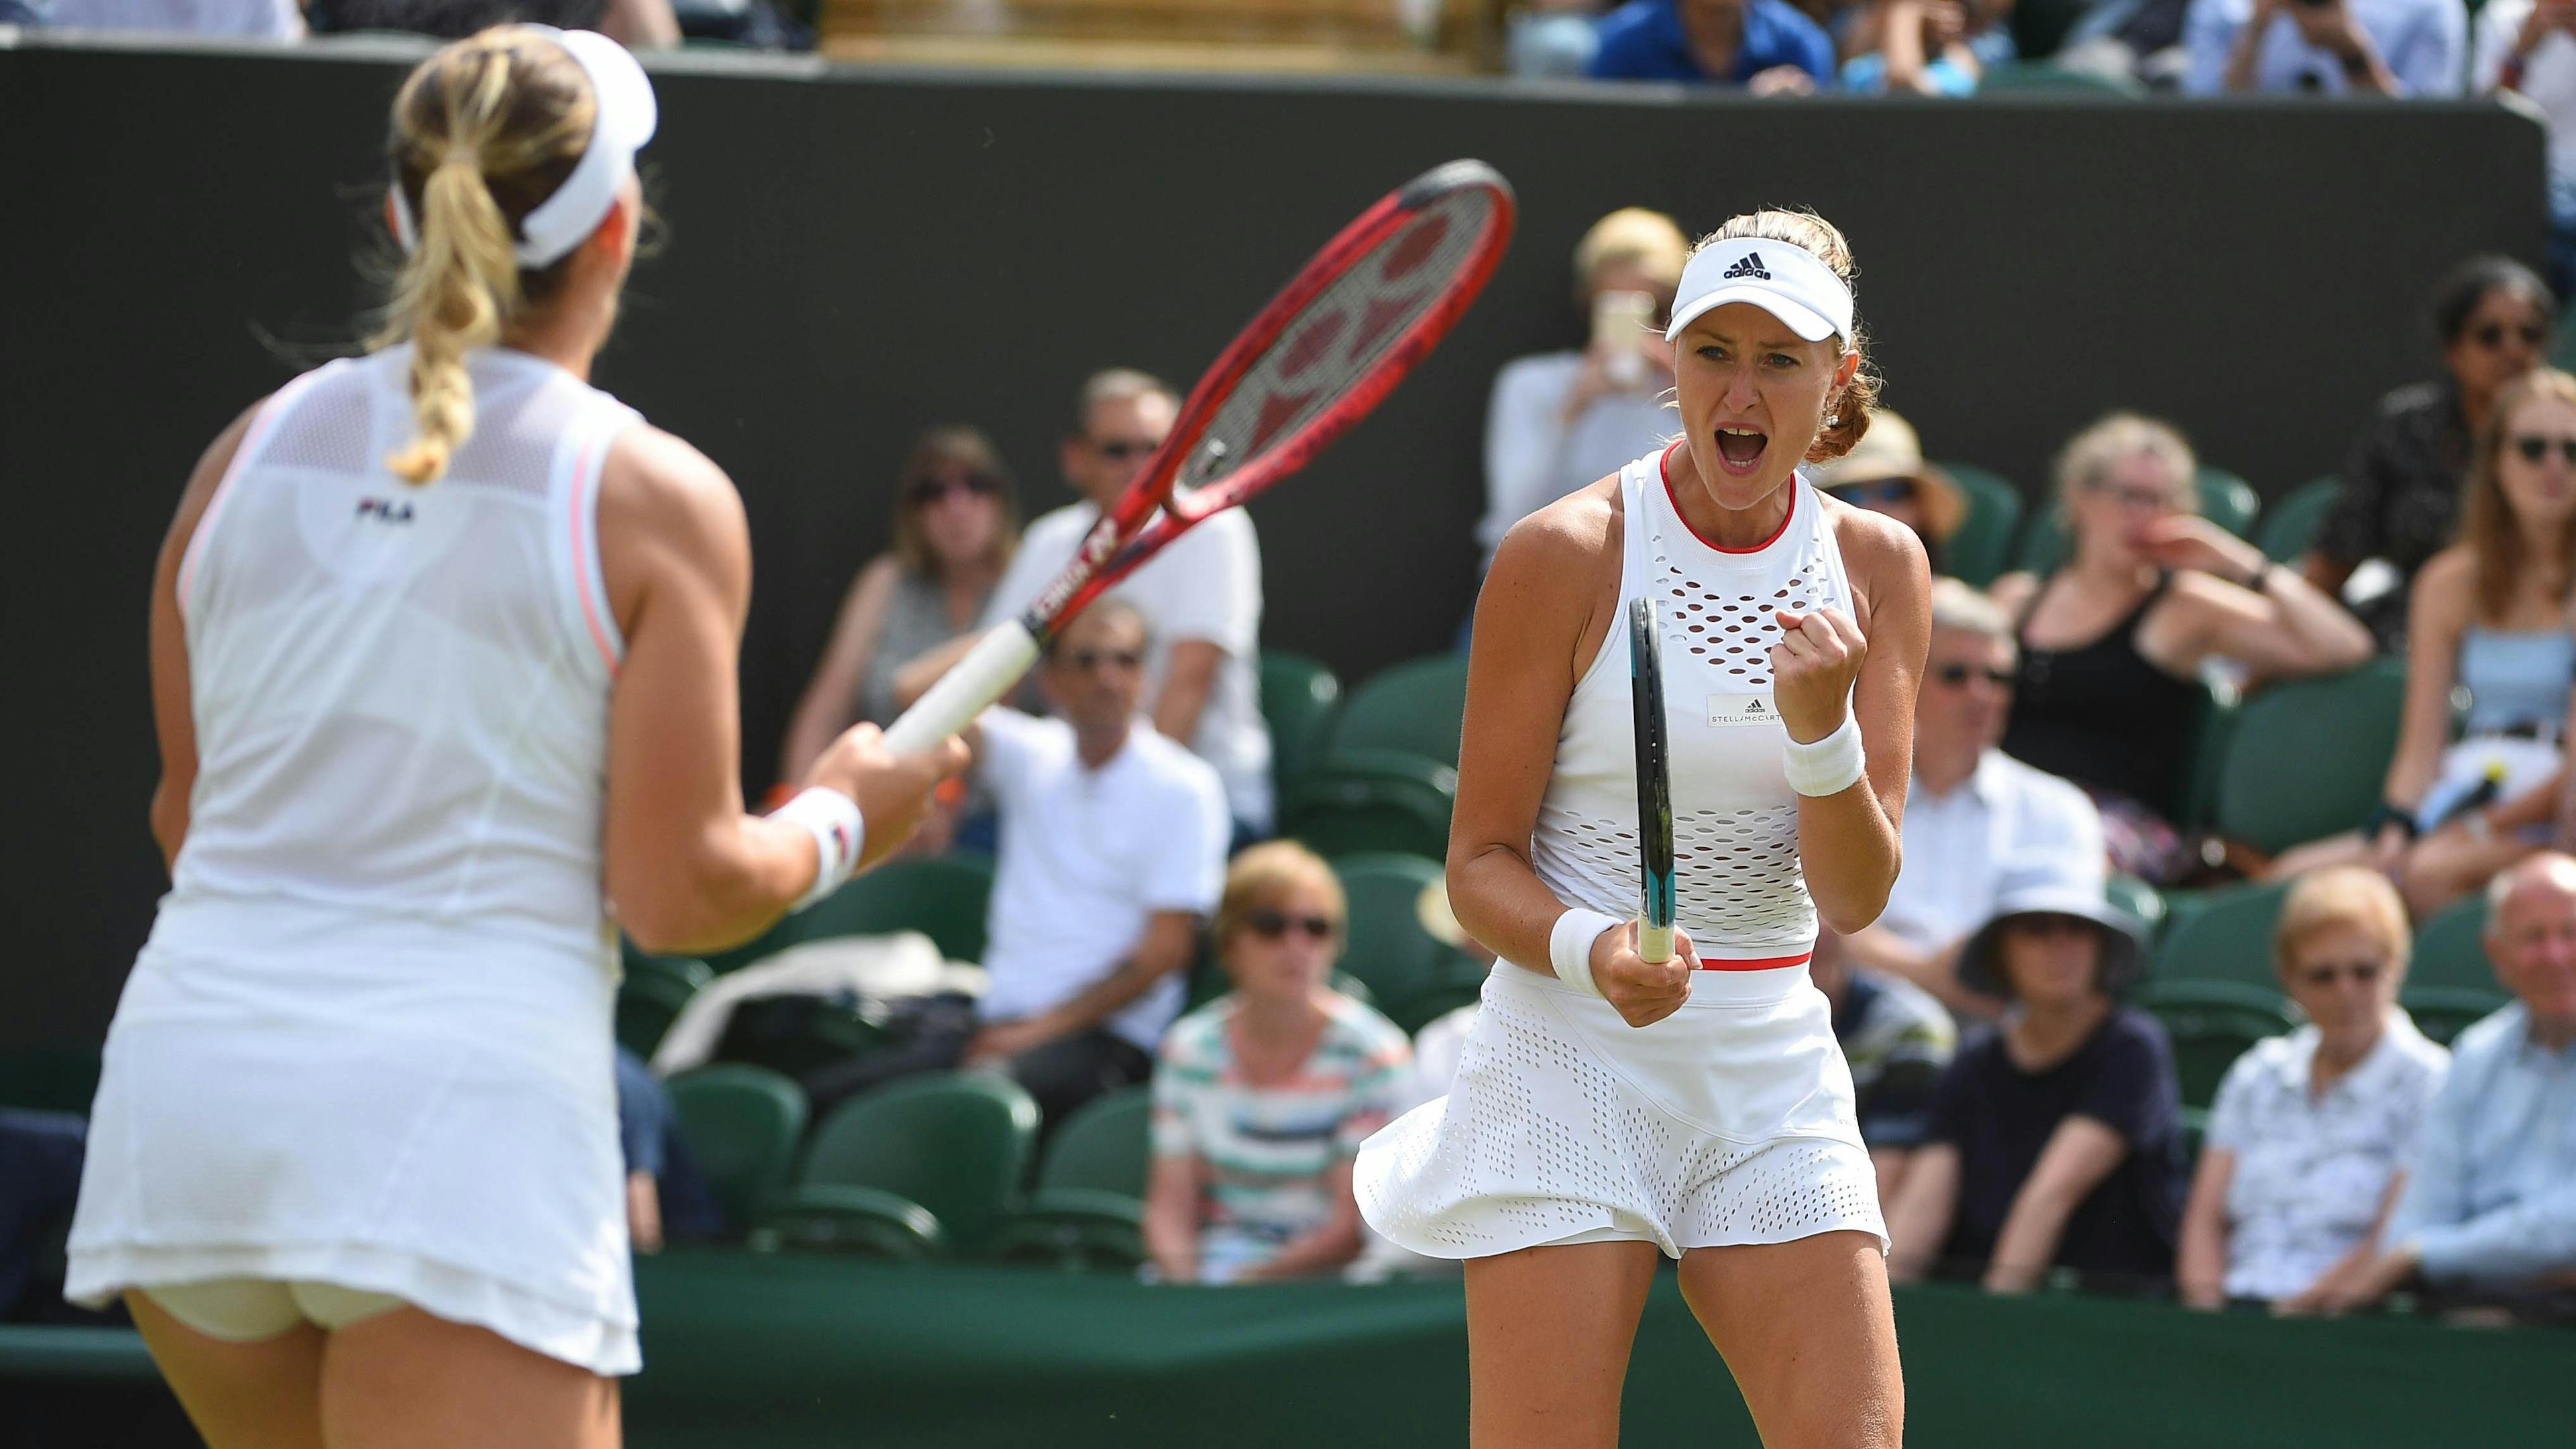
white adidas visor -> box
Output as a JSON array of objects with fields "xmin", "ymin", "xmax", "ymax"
[
  {"xmin": 1662, "ymin": 239, "xmax": 1854, "ymax": 345},
  {"xmin": 391, "ymin": 27, "xmax": 658, "ymax": 270}
]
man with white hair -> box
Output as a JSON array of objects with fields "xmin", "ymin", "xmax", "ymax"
[
  {"xmin": 1845, "ymin": 578, "xmax": 2106, "ymax": 1014},
  {"xmin": 2309, "ymin": 852, "xmax": 2576, "ymax": 1314}
]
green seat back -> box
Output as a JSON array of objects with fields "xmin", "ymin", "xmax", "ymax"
[
  {"xmin": 2408, "ymin": 897, "xmax": 2498, "ymax": 994},
  {"xmin": 669, "ymin": 1064, "xmax": 808, "ymax": 1228},
  {"xmin": 1933, "ymin": 462, "xmax": 2025, "ymax": 588},
  {"xmin": 1036, "ymin": 1085, "xmax": 1152, "ymax": 1197},
  {"xmin": 2173, "ymin": 682, "xmax": 2239, "ymax": 830},
  {"xmin": 1330, "ymin": 655, "xmax": 1470, "ymax": 767},
  {"xmin": 1332, "ymin": 851, "xmax": 1488, "ymax": 1032},
  {"xmin": 2104, "ymin": 874, "xmax": 2167, "ymax": 944},
  {"xmin": 2259, "ymin": 476, "xmax": 2343, "ymax": 564},
  {"xmin": 798, "ymin": 1071, "xmax": 1039, "ymax": 1253},
  {"xmin": 1279, "ymin": 749, "xmax": 1456, "ymax": 863},
  {"xmin": 2215, "ymin": 661, "xmax": 2408, "ymax": 854},
  {"xmin": 1260, "ymin": 651, "xmax": 1343, "ymax": 807},
  {"xmin": 2402, "ymin": 986, "xmax": 2509, "ymax": 1046},
  {"xmin": 1980, "ymin": 57, "xmax": 2141, "ymax": 93},
  {"xmin": 788, "ymin": 853, "xmax": 995, "ymax": 965},
  {"xmin": 2140, "ymin": 981, "xmax": 2296, "ymax": 1110},
  {"xmin": 2153, "ymin": 880, "xmax": 2293, "ymax": 996},
  {"xmin": 616, "ymin": 969, "xmax": 704, "ymax": 1057}
]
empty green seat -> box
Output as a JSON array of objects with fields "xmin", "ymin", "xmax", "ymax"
[
  {"xmin": 1334, "ymin": 852, "xmax": 1489, "ymax": 1032},
  {"xmin": 986, "ymin": 1085, "xmax": 1152, "ymax": 1270},
  {"xmin": 2259, "ymin": 476, "xmax": 2342, "ymax": 564},
  {"xmin": 789, "ymin": 853, "xmax": 996, "ymax": 965},
  {"xmin": 1260, "ymin": 651, "xmax": 1343, "ymax": 807},
  {"xmin": 759, "ymin": 1071, "xmax": 1038, "ymax": 1259},
  {"xmin": 1279, "ymin": 749, "xmax": 1455, "ymax": 863},
  {"xmin": 2141, "ymin": 979, "xmax": 2296, "ymax": 1110},
  {"xmin": 1329, "ymin": 654, "xmax": 1469, "ymax": 768},
  {"xmin": 2402, "ymin": 986, "xmax": 2508, "ymax": 1046},
  {"xmin": 669, "ymin": 1063, "xmax": 807, "ymax": 1232},
  {"xmin": 2215, "ymin": 661, "xmax": 2408, "ymax": 854},
  {"xmin": 1933, "ymin": 462, "xmax": 2025, "ymax": 588},
  {"xmin": 2153, "ymin": 880, "xmax": 2293, "ymax": 997},
  {"xmin": 2408, "ymin": 897, "xmax": 2496, "ymax": 995},
  {"xmin": 2104, "ymin": 874, "xmax": 2167, "ymax": 943}
]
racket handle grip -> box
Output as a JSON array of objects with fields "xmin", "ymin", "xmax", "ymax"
[
  {"xmin": 882, "ymin": 621, "xmax": 1043, "ymax": 755},
  {"xmin": 1638, "ymin": 920, "xmax": 1674, "ymax": 965}
]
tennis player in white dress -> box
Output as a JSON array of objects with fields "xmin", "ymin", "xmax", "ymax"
[
  {"xmin": 62, "ymin": 28, "xmax": 964, "ymax": 1449},
  {"xmin": 1356, "ymin": 211, "xmax": 1930, "ymax": 1448}
]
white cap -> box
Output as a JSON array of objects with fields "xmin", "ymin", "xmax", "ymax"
[
  {"xmin": 390, "ymin": 27, "xmax": 659, "ymax": 270},
  {"xmin": 1662, "ymin": 237, "xmax": 1854, "ymax": 345}
]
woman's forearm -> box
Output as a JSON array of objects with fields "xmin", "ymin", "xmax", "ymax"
[
  {"xmin": 1797, "ymin": 783, "xmax": 1901, "ymax": 935},
  {"xmin": 1450, "ymin": 842, "xmax": 1585, "ymax": 977},
  {"xmin": 1984, "ymin": 1182, "xmax": 2082, "ymax": 1291}
]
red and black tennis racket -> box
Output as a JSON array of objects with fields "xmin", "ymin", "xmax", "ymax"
[{"xmin": 883, "ymin": 159, "xmax": 1516, "ymax": 754}]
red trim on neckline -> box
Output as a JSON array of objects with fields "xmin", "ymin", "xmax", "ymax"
[{"xmin": 1658, "ymin": 439, "xmax": 1797, "ymax": 555}]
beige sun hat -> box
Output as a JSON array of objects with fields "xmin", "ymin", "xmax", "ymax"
[{"xmin": 1806, "ymin": 409, "xmax": 1967, "ymax": 543}]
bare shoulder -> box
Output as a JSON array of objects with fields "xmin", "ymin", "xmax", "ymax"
[
  {"xmin": 1490, "ymin": 473, "xmax": 1621, "ymax": 588},
  {"xmin": 2412, "ymin": 543, "xmax": 2476, "ymax": 598},
  {"xmin": 600, "ymin": 423, "xmax": 747, "ymax": 541}
]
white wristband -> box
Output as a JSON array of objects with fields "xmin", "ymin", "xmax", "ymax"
[
  {"xmin": 1783, "ymin": 712, "xmax": 1866, "ymax": 798},
  {"xmin": 772, "ymin": 786, "xmax": 865, "ymax": 912},
  {"xmin": 1548, "ymin": 908, "xmax": 1621, "ymax": 998}
]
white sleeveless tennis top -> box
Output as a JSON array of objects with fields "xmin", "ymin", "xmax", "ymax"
[
  {"xmin": 164, "ymin": 343, "xmax": 635, "ymax": 967},
  {"xmin": 1531, "ymin": 442, "xmax": 1854, "ymax": 1002}
]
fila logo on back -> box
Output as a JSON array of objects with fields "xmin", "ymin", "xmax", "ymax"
[
  {"xmin": 1721, "ymin": 252, "xmax": 1772, "ymax": 281},
  {"xmin": 356, "ymin": 497, "xmax": 417, "ymax": 525}
]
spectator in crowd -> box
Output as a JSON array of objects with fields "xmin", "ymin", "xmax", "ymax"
[
  {"xmin": 1811, "ymin": 928, "xmax": 1958, "ymax": 1200},
  {"xmin": 2406, "ymin": 763, "xmax": 2576, "ymax": 919},
  {"xmin": 1, "ymin": 1110, "xmax": 85, "ymax": 1320},
  {"xmin": 1836, "ymin": 0, "xmax": 2010, "ymax": 93},
  {"xmin": 310, "ymin": 0, "xmax": 681, "ymax": 46},
  {"xmin": 2307, "ymin": 853, "xmax": 2576, "ymax": 1317},
  {"xmin": 2304, "ymin": 257, "xmax": 2556, "ymax": 651},
  {"xmin": 2176, "ymin": 868, "xmax": 2449, "ymax": 1309},
  {"xmin": 1994, "ymin": 413, "xmax": 2372, "ymax": 882},
  {"xmin": 1509, "ymin": 0, "xmax": 1611, "ymax": 73},
  {"xmin": 1477, "ymin": 208, "xmax": 1688, "ymax": 575},
  {"xmin": 1845, "ymin": 580, "xmax": 2105, "ymax": 1014},
  {"xmin": 2056, "ymin": 0, "xmax": 2198, "ymax": 89},
  {"xmin": 1805, "ymin": 409, "xmax": 1971, "ymax": 574},
  {"xmin": 945, "ymin": 370, "xmax": 1272, "ymax": 837},
  {"xmin": 2479, "ymin": 0, "xmax": 2576, "ymax": 300},
  {"xmin": 1144, "ymin": 843, "xmax": 1414, "ymax": 1284},
  {"xmin": 2183, "ymin": 0, "xmax": 2466, "ymax": 95},
  {"xmin": 1586, "ymin": 0, "xmax": 1837, "ymax": 90},
  {"xmin": 842, "ymin": 599, "xmax": 1228, "ymax": 1126},
  {"xmin": 34, "ymin": 0, "xmax": 298, "ymax": 36},
  {"xmin": 612, "ymin": 1046, "xmax": 724, "ymax": 1250},
  {"xmin": 782, "ymin": 427, "xmax": 1019, "ymax": 777},
  {"xmin": 1886, "ymin": 867, "xmax": 2188, "ymax": 1292},
  {"xmin": 2275, "ymin": 369, "xmax": 2576, "ymax": 903}
]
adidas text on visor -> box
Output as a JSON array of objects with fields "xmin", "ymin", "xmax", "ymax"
[
  {"xmin": 1664, "ymin": 239, "xmax": 1854, "ymax": 345},
  {"xmin": 390, "ymin": 27, "xmax": 658, "ymax": 270}
]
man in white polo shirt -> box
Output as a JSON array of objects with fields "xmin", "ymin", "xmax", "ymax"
[{"xmin": 1847, "ymin": 579, "xmax": 2106, "ymax": 1015}]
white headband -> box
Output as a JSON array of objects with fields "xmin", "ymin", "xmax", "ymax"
[
  {"xmin": 1664, "ymin": 238, "xmax": 1854, "ymax": 345},
  {"xmin": 388, "ymin": 28, "xmax": 658, "ymax": 270}
]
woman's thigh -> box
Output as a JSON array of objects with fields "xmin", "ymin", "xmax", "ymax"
[
  {"xmin": 1463, "ymin": 1240, "xmax": 1662, "ymax": 1449},
  {"xmin": 127, "ymin": 1289, "xmax": 328, "ymax": 1449},
  {"xmin": 320, "ymin": 1305, "xmax": 621, "ymax": 1449},
  {"xmin": 1677, "ymin": 1232, "xmax": 1902, "ymax": 1449}
]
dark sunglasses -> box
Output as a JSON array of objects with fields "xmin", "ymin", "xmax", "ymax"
[
  {"xmin": 1933, "ymin": 663, "xmax": 2015, "ymax": 690},
  {"xmin": 2473, "ymin": 322, "xmax": 2547, "ymax": 350},
  {"xmin": 1059, "ymin": 648, "xmax": 1144, "ymax": 673},
  {"xmin": 2295, "ymin": 959, "xmax": 2385, "ymax": 989},
  {"xmin": 1244, "ymin": 908, "xmax": 1336, "ymax": 941},
  {"xmin": 906, "ymin": 473, "xmax": 1001, "ymax": 506},
  {"xmin": 2512, "ymin": 435, "xmax": 2576, "ymax": 466},
  {"xmin": 1828, "ymin": 480, "xmax": 1916, "ymax": 506},
  {"xmin": 1091, "ymin": 437, "xmax": 1163, "ymax": 462}
]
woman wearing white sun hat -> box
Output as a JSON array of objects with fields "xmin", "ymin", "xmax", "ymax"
[{"xmin": 1356, "ymin": 209, "xmax": 1928, "ymax": 1448}]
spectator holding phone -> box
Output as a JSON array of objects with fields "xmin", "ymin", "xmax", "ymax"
[
  {"xmin": 2477, "ymin": 0, "xmax": 2576, "ymax": 299},
  {"xmin": 2184, "ymin": 0, "xmax": 2466, "ymax": 95}
]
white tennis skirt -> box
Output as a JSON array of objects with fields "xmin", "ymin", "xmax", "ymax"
[
  {"xmin": 1355, "ymin": 961, "xmax": 1886, "ymax": 1260},
  {"xmin": 65, "ymin": 895, "xmax": 640, "ymax": 1376}
]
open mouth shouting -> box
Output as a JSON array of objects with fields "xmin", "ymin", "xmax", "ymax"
[{"xmin": 1713, "ymin": 425, "xmax": 1770, "ymax": 478}]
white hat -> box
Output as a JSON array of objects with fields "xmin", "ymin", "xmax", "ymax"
[{"xmin": 1662, "ymin": 237, "xmax": 1854, "ymax": 345}]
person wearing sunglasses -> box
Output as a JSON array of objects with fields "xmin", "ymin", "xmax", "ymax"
[
  {"xmin": 1807, "ymin": 409, "xmax": 1968, "ymax": 574},
  {"xmin": 2176, "ymin": 867, "xmax": 2447, "ymax": 1311},
  {"xmin": 2307, "ymin": 256, "xmax": 2556, "ymax": 651},
  {"xmin": 2272, "ymin": 368, "xmax": 2576, "ymax": 892},
  {"xmin": 1144, "ymin": 842, "xmax": 1414, "ymax": 1285},
  {"xmin": 781, "ymin": 427, "xmax": 1019, "ymax": 784}
]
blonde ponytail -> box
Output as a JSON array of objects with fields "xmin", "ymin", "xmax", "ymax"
[{"xmin": 384, "ymin": 150, "xmax": 522, "ymax": 484}]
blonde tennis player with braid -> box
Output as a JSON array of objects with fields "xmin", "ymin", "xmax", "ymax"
[
  {"xmin": 63, "ymin": 28, "xmax": 963, "ymax": 1448},
  {"xmin": 1358, "ymin": 210, "xmax": 1929, "ymax": 1448}
]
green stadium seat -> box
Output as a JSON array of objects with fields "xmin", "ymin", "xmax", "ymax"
[
  {"xmin": 669, "ymin": 1063, "xmax": 808, "ymax": 1232},
  {"xmin": 2011, "ymin": 466, "xmax": 2262, "ymax": 578},
  {"xmin": 1334, "ymin": 852, "xmax": 1490, "ymax": 1032},
  {"xmin": 616, "ymin": 961, "xmax": 709, "ymax": 1058},
  {"xmin": 2408, "ymin": 896, "xmax": 2498, "ymax": 994},
  {"xmin": 1279, "ymin": 748, "xmax": 1455, "ymax": 862},
  {"xmin": 1933, "ymin": 462, "xmax": 2025, "ymax": 588},
  {"xmin": 2258, "ymin": 476, "xmax": 2342, "ymax": 564},
  {"xmin": 1260, "ymin": 651, "xmax": 1343, "ymax": 807},
  {"xmin": 761, "ymin": 1071, "xmax": 1038, "ymax": 1258},
  {"xmin": 2214, "ymin": 661, "xmax": 2408, "ymax": 854},
  {"xmin": 2140, "ymin": 979, "xmax": 2296, "ymax": 1110},
  {"xmin": 2174, "ymin": 682, "xmax": 2240, "ymax": 830},
  {"xmin": 1328, "ymin": 654, "xmax": 1469, "ymax": 767},
  {"xmin": 2153, "ymin": 879, "xmax": 2293, "ymax": 996},
  {"xmin": 784, "ymin": 853, "xmax": 995, "ymax": 965},
  {"xmin": 0, "ymin": 1043, "xmax": 101, "ymax": 1114},
  {"xmin": 986, "ymin": 1085, "xmax": 1152, "ymax": 1270},
  {"xmin": 2104, "ymin": 874, "xmax": 2166, "ymax": 943},
  {"xmin": 1978, "ymin": 58, "xmax": 2143, "ymax": 94},
  {"xmin": 2401, "ymin": 986, "xmax": 2508, "ymax": 1046}
]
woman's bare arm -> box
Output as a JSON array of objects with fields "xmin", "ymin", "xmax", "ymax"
[
  {"xmin": 1143, "ymin": 1155, "xmax": 1203, "ymax": 1284},
  {"xmin": 1983, "ymin": 1116, "xmax": 2130, "ymax": 1293},
  {"xmin": 2176, "ymin": 1146, "xmax": 2238, "ymax": 1309},
  {"xmin": 1885, "ymin": 1142, "xmax": 1962, "ymax": 1282},
  {"xmin": 1790, "ymin": 508, "xmax": 1930, "ymax": 934},
  {"xmin": 779, "ymin": 555, "xmax": 901, "ymax": 782},
  {"xmin": 146, "ymin": 401, "xmax": 265, "ymax": 871}
]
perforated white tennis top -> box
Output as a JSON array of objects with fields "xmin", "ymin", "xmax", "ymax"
[
  {"xmin": 164, "ymin": 344, "xmax": 636, "ymax": 967},
  {"xmin": 1529, "ymin": 443, "xmax": 1853, "ymax": 1002}
]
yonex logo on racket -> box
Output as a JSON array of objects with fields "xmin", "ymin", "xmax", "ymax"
[{"xmin": 1721, "ymin": 252, "xmax": 1772, "ymax": 281}]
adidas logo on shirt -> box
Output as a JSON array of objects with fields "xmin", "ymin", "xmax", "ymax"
[{"xmin": 1721, "ymin": 252, "xmax": 1772, "ymax": 281}]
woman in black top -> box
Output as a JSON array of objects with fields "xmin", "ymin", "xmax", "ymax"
[
  {"xmin": 1882, "ymin": 869, "xmax": 2185, "ymax": 1293},
  {"xmin": 2305, "ymin": 257, "xmax": 2555, "ymax": 652},
  {"xmin": 1992, "ymin": 413, "xmax": 2371, "ymax": 881}
]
